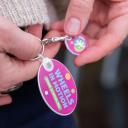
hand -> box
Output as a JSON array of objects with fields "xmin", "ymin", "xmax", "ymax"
[
  {"xmin": 52, "ymin": 0, "xmax": 128, "ymax": 66},
  {"xmin": 0, "ymin": 17, "xmax": 60, "ymax": 106}
]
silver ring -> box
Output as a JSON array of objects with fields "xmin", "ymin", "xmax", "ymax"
[{"xmin": 31, "ymin": 40, "xmax": 45, "ymax": 61}]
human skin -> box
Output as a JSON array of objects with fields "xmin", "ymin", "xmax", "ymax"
[
  {"xmin": 52, "ymin": 0, "xmax": 128, "ymax": 66},
  {"xmin": 0, "ymin": 17, "xmax": 60, "ymax": 106}
]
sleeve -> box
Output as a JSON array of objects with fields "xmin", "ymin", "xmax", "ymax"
[
  {"xmin": 0, "ymin": 0, "xmax": 57, "ymax": 27},
  {"xmin": 44, "ymin": 0, "xmax": 69, "ymax": 29}
]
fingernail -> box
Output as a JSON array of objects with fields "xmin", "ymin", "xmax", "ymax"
[{"xmin": 65, "ymin": 17, "xmax": 81, "ymax": 35}]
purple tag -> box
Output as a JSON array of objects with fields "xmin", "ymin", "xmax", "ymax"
[
  {"xmin": 38, "ymin": 58, "xmax": 77, "ymax": 116},
  {"xmin": 65, "ymin": 34, "xmax": 88, "ymax": 55}
]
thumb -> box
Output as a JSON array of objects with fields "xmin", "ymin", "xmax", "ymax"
[
  {"xmin": 64, "ymin": 0, "xmax": 94, "ymax": 35},
  {"xmin": 0, "ymin": 18, "xmax": 42, "ymax": 60}
]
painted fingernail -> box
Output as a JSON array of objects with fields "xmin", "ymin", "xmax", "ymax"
[{"xmin": 65, "ymin": 17, "xmax": 81, "ymax": 35}]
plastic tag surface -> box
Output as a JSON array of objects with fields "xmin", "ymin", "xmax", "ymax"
[
  {"xmin": 65, "ymin": 34, "xmax": 88, "ymax": 55},
  {"xmin": 38, "ymin": 58, "xmax": 77, "ymax": 116}
]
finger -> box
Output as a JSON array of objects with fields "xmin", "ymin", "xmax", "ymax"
[
  {"xmin": 75, "ymin": 15, "xmax": 128, "ymax": 66},
  {"xmin": 64, "ymin": 0, "xmax": 94, "ymax": 35},
  {"xmin": 0, "ymin": 95, "xmax": 12, "ymax": 106},
  {"xmin": 51, "ymin": 20, "xmax": 64, "ymax": 31},
  {"xmin": 75, "ymin": 32, "xmax": 125, "ymax": 66},
  {"xmin": 0, "ymin": 18, "xmax": 42, "ymax": 60},
  {"xmin": 84, "ymin": 21, "xmax": 101, "ymax": 38},
  {"xmin": 43, "ymin": 30, "xmax": 61, "ymax": 58},
  {"xmin": 0, "ymin": 30, "xmax": 61, "ymax": 88},
  {"xmin": 9, "ymin": 24, "xmax": 43, "ymax": 82},
  {"xmin": 26, "ymin": 24, "xmax": 43, "ymax": 38},
  {"xmin": 52, "ymin": 20, "xmax": 101, "ymax": 39},
  {"xmin": 0, "ymin": 56, "xmax": 41, "ymax": 88},
  {"xmin": 75, "ymin": 35, "xmax": 118, "ymax": 66}
]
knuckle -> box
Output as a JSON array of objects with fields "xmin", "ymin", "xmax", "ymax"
[
  {"xmin": 0, "ymin": 54, "xmax": 16, "ymax": 90},
  {"xmin": 0, "ymin": 75, "xmax": 18, "ymax": 90},
  {"xmin": 0, "ymin": 79, "xmax": 10, "ymax": 90}
]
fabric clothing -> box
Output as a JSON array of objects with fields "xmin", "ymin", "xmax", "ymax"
[
  {"xmin": 0, "ymin": 78, "xmax": 77, "ymax": 128},
  {"xmin": 0, "ymin": 0, "xmax": 57, "ymax": 27}
]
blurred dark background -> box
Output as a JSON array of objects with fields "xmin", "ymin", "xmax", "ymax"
[
  {"xmin": 76, "ymin": 38, "xmax": 128, "ymax": 128},
  {"xmin": 56, "ymin": 38, "xmax": 128, "ymax": 128}
]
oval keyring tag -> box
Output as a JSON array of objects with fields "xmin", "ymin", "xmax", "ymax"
[
  {"xmin": 65, "ymin": 34, "xmax": 88, "ymax": 56},
  {"xmin": 38, "ymin": 57, "xmax": 77, "ymax": 116}
]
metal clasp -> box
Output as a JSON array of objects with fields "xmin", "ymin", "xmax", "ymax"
[{"xmin": 41, "ymin": 35, "xmax": 71, "ymax": 45}]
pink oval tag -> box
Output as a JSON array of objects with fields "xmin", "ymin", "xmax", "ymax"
[
  {"xmin": 65, "ymin": 34, "xmax": 88, "ymax": 55},
  {"xmin": 38, "ymin": 58, "xmax": 77, "ymax": 116}
]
